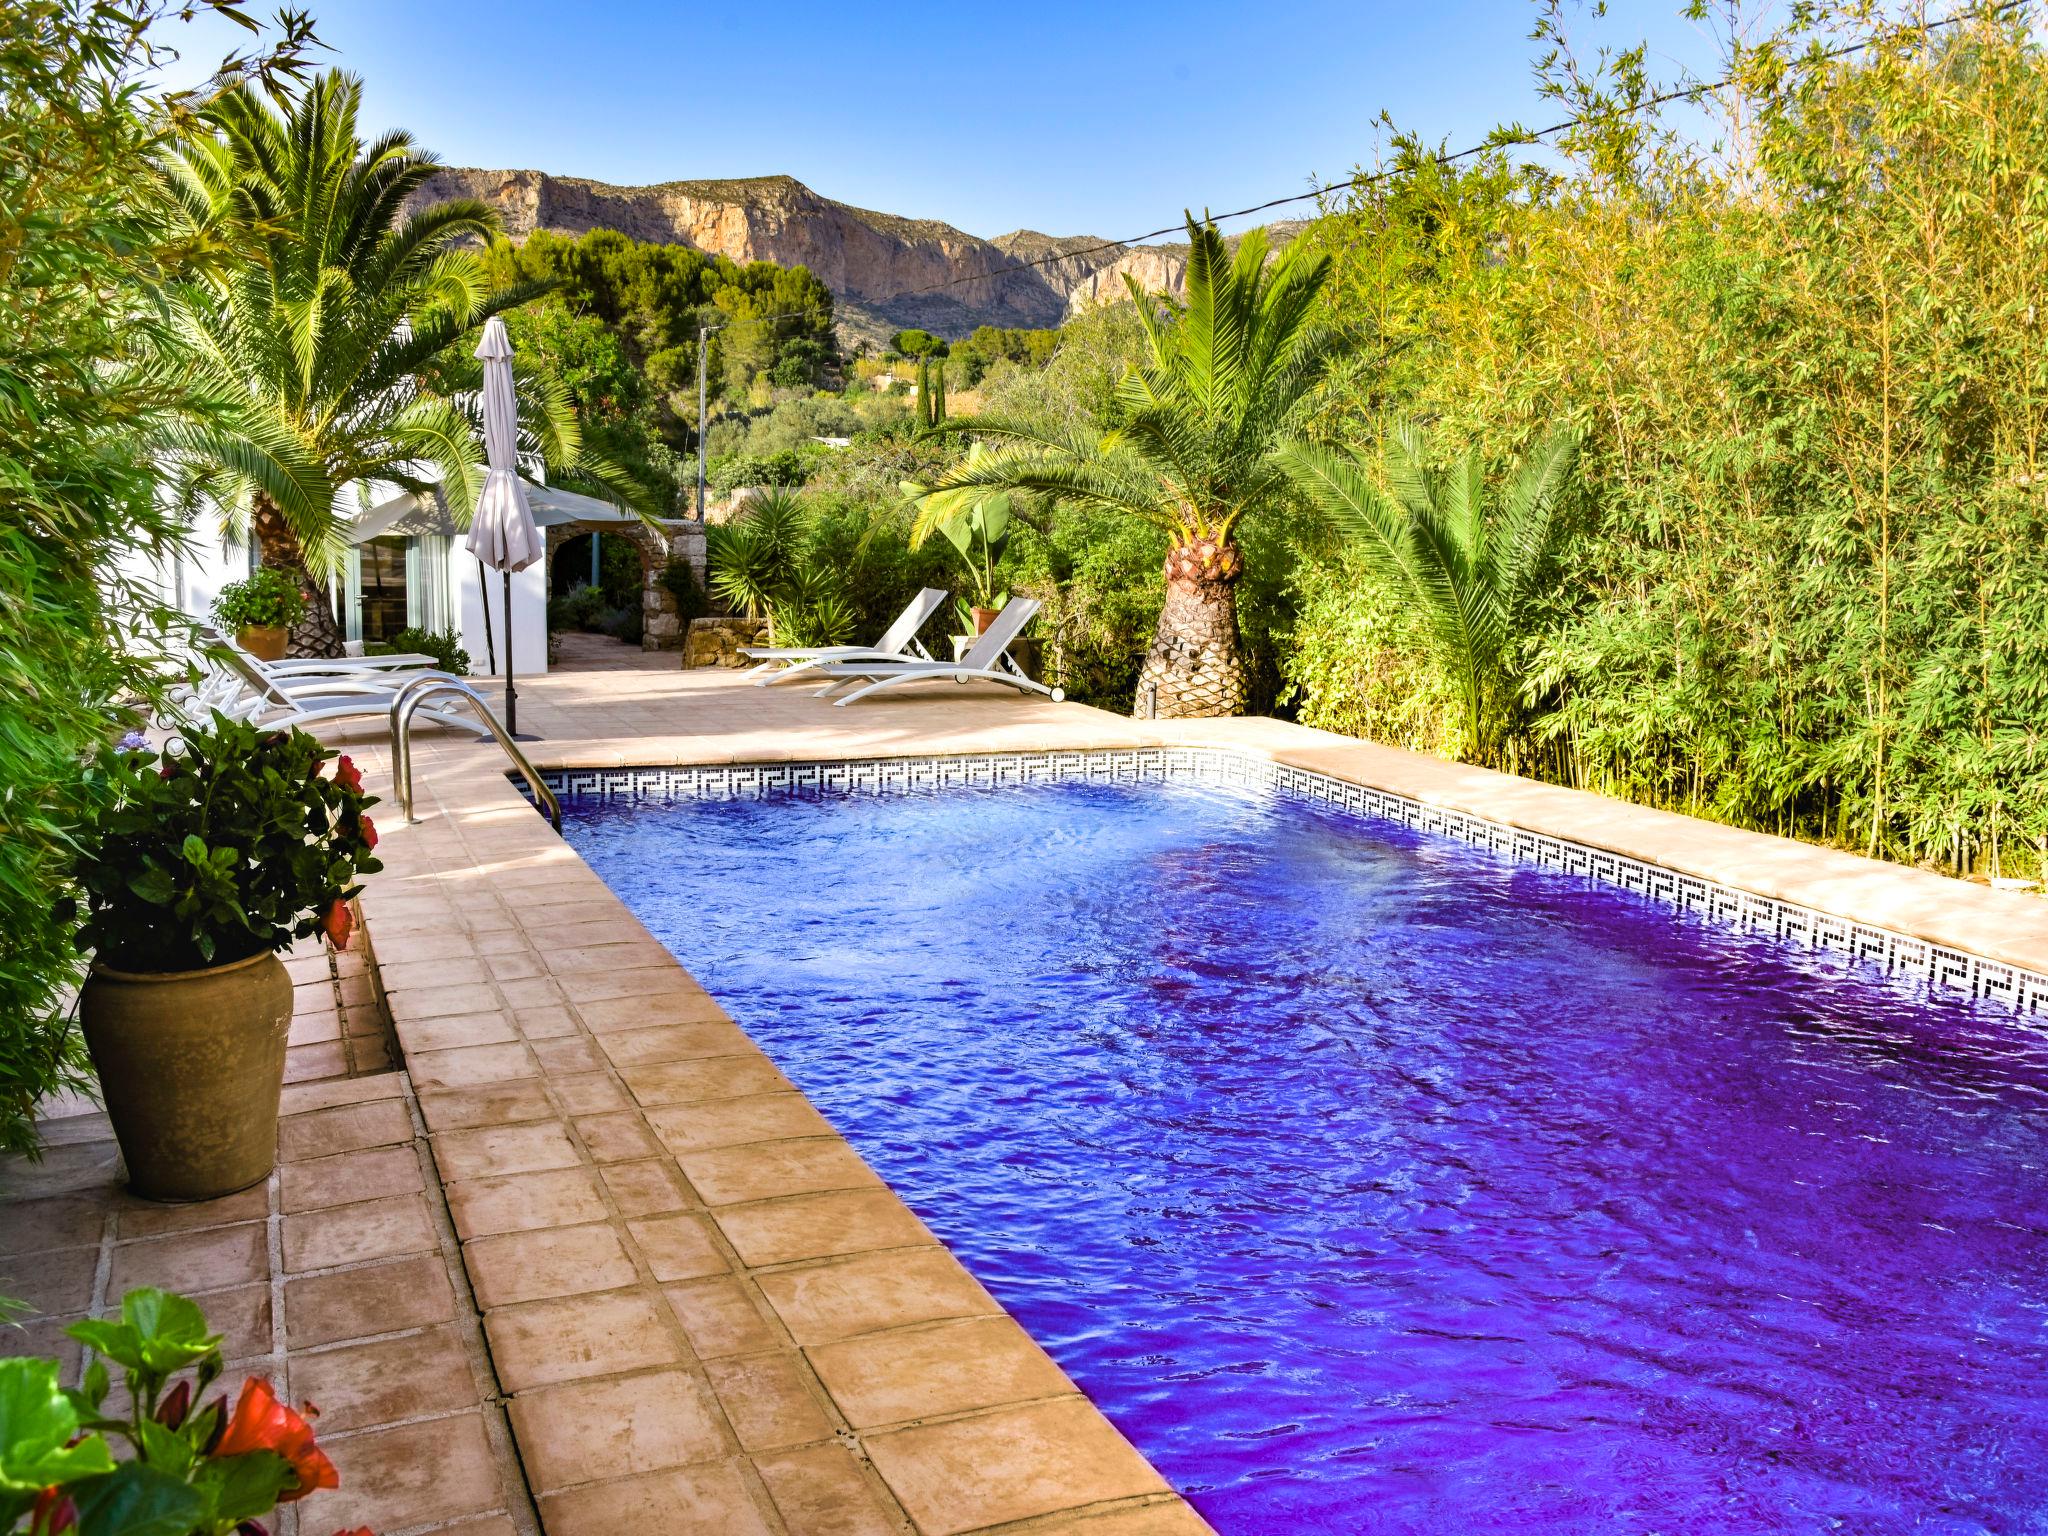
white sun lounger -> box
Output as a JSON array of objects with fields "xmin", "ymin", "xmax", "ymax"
[
  {"xmin": 182, "ymin": 648, "xmax": 473, "ymax": 734},
  {"xmin": 806, "ymin": 597, "xmax": 1064, "ymax": 706},
  {"xmin": 741, "ymin": 588, "xmax": 949, "ymax": 685}
]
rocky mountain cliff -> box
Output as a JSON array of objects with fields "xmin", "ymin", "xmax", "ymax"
[{"xmin": 408, "ymin": 168, "xmax": 1266, "ymax": 347}]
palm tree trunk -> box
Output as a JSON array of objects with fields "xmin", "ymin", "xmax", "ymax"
[
  {"xmin": 249, "ymin": 495, "xmax": 343, "ymax": 658},
  {"xmin": 1135, "ymin": 537, "xmax": 1247, "ymax": 718}
]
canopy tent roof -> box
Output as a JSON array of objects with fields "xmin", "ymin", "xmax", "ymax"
[{"xmin": 348, "ymin": 481, "xmax": 645, "ymax": 545}]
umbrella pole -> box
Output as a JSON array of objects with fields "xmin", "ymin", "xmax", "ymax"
[
  {"xmin": 502, "ymin": 567, "xmax": 539, "ymax": 742},
  {"xmin": 477, "ymin": 554, "xmax": 496, "ymax": 673}
]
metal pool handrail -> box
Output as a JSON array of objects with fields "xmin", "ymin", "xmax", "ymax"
[{"xmin": 387, "ymin": 676, "xmax": 562, "ymax": 832}]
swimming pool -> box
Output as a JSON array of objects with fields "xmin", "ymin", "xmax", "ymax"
[{"xmin": 564, "ymin": 770, "xmax": 2048, "ymax": 1533}]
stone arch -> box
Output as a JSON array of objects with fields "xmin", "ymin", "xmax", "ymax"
[{"xmin": 544, "ymin": 517, "xmax": 707, "ymax": 652}]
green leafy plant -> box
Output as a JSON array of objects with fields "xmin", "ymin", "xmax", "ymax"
[
  {"xmin": 904, "ymin": 445, "xmax": 1016, "ymax": 627},
  {"xmin": 0, "ymin": 1287, "xmax": 351, "ymax": 1535},
  {"xmin": 67, "ymin": 717, "xmax": 383, "ymax": 974},
  {"xmin": 707, "ymin": 490, "xmax": 807, "ymax": 619},
  {"xmin": 660, "ymin": 557, "xmax": 708, "ymax": 625},
  {"xmin": 912, "ymin": 355, "xmax": 947, "ymax": 432},
  {"xmin": 385, "ymin": 626, "xmax": 469, "ymax": 676},
  {"xmin": 209, "ymin": 571, "xmax": 305, "ymax": 634},
  {"xmin": 1281, "ymin": 421, "xmax": 1579, "ymax": 760}
]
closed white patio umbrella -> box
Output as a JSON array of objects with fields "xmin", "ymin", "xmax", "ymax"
[{"xmin": 466, "ymin": 317, "xmax": 545, "ymax": 739}]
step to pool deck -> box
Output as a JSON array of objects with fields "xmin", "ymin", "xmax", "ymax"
[{"xmin": 10, "ymin": 650, "xmax": 2046, "ymax": 1535}]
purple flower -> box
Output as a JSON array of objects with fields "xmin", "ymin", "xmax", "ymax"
[{"xmin": 117, "ymin": 730, "xmax": 149, "ymax": 753}]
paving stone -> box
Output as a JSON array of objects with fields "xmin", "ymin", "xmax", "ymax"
[
  {"xmin": 320, "ymin": 1411, "xmax": 505, "ymax": 1531},
  {"xmin": 644, "ymin": 1094, "xmax": 834, "ymax": 1154},
  {"xmin": 280, "ymin": 1074, "xmax": 404, "ymax": 1117},
  {"xmin": 513, "ymin": 1004, "xmax": 578, "ymax": 1037},
  {"xmin": 573, "ymin": 1113, "xmax": 662, "ymax": 1164},
  {"xmin": 662, "ymin": 1277, "xmax": 784, "ymax": 1361},
  {"xmin": 617, "ymin": 1055, "xmax": 790, "ymax": 1108},
  {"xmin": 398, "ymin": 1011, "xmax": 519, "ymax": 1052},
  {"xmin": 751, "ymin": 1442, "xmax": 903, "ymax": 1536},
  {"xmin": 113, "ymin": 1182, "xmax": 270, "ymax": 1241},
  {"xmin": 446, "ymin": 1168, "xmax": 609, "ymax": 1239},
  {"xmin": 577, "ymin": 994, "xmax": 735, "ymax": 1033},
  {"xmin": 755, "ymin": 1248, "xmax": 1002, "ymax": 1346},
  {"xmin": 1037, "ymin": 1502, "xmax": 1218, "ymax": 1535},
  {"xmin": 508, "ymin": 1369, "xmax": 729, "ymax": 1492},
  {"xmin": 285, "ymin": 1254, "xmax": 456, "ymax": 1349},
  {"xmin": 417, "ymin": 1080, "xmax": 554, "ymax": 1132},
  {"xmin": 712, "ymin": 1190, "xmax": 932, "ymax": 1268},
  {"xmin": 287, "ymin": 1324, "xmax": 477, "ymax": 1432},
  {"xmin": 594, "ymin": 1022, "xmax": 752, "ymax": 1067},
  {"xmin": 278, "ymin": 1097, "xmax": 414, "ymax": 1161},
  {"xmin": 388, "ymin": 984, "xmax": 497, "ymax": 1023},
  {"xmin": 409, "ymin": 1043, "xmax": 538, "ymax": 1091},
  {"xmin": 108, "ymin": 1222, "xmax": 266, "ymax": 1297},
  {"xmin": 432, "ymin": 1121, "xmax": 581, "ymax": 1181},
  {"xmin": 464, "ymin": 1223, "xmax": 638, "ymax": 1308},
  {"xmin": 703, "ymin": 1352, "xmax": 834, "ymax": 1451},
  {"xmin": 863, "ymin": 1397, "xmax": 1169, "ymax": 1536},
  {"xmin": 548, "ymin": 1074, "xmax": 631, "ymax": 1116},
  {"xmin": 278, "ymin": 1144, "xmax": 423, "ymax": 1214},
  {"xmin": 282, "ymin": 1192, "xmax": 437, "ymax": 1273},
  {"xmin": 806, "ymin": 1316, "xmax": 1072, "ymax": 1428},
  {"xmin": 553, "ymin": 967, "xmax": 704, "ymax": 1005},
  {"xmin": 624, "ymin": 1214, "xmax": 725, "ymax": 1282},
  {"xmin": 535, "ymin": 1462, "xmax": 773, "ymax": 1536},
  {"xmin": 0, "ymin": 1197, "xmax": 104, "ymax": 1257},
  {"xmin": 483, "ymin": 1289, "xmax": 682, "ymax": 1391},
  {"xmin": 0, "ymin": 1243, "xmax": 96, "ymax": 1322},
  {"xmin": 599, "ymin": 1161, "xmax": 691, "ymax": 1218},
  {"xmin": 679, "ymin": 1137, "xmax": 881, "ymax": 1206}
]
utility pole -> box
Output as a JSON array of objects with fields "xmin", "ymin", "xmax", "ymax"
[{"xmin": 695, "ymin": 321, "xmax": 724, "ymax": 522}]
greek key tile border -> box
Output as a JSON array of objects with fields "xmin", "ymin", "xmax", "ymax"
[{"xmin": 540, "ymin": 749, "xmax": 2048, "ymax": 1016}]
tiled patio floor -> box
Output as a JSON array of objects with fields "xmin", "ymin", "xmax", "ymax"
[{"xmin": 10, "ymin": 635, "xmax": 2045, "ymax": 1535}]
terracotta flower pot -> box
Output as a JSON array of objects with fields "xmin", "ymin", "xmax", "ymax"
[
  {"xmin": 81, "ymin": 950, "xmax": 292, "ymax": 1201},
  {"xmin": 238, "ymin": 624, "xmax": 288, "ymax": 661},
  {"xmin": 972, "ymin": 607, "xmax": 999, "ymax": 635}
]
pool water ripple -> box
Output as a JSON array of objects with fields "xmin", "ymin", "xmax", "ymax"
[{"xmin": 565, "ymin": 779, "xmax": 2048, "ymax": 1534}]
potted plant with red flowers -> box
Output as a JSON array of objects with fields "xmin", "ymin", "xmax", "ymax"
[
  {"xmin": 65, "ymin": 715, "xmax": 382, "ymax": 1200},
  {"xmin": 0, "ymin": 1286, "xmax": 365, "ymax": 1535}
]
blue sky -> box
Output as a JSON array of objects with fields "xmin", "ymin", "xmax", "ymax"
[{"xmin": 158, "ymin": 1, "xmax": 1728, "ymax": 240}]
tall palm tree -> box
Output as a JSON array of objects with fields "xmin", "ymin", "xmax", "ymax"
[
  {"xmin": 1279, "ymin": 420, "xmax": 1579, "ymax": 760},
  {"xmin": 161, "ymin": 72, "xmax": 609, "ymax": 655},
  {"xmin": 913, "ymin": 216, "xmax": 1338, "ymax": 717}
]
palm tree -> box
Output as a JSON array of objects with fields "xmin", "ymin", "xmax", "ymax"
[
  {"xmin": 913, "ymin": 216, "xmax": 1338, "ymax": 717},
  {"xmin": 161, "ymin": 72, "xmax": 611, "ymax": 655},
  {"xmin": 1279, "ymin": 420, "xmax": 1579, "ymax": 760}
]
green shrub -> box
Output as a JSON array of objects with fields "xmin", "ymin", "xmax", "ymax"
[
  {"xmin": 211, "ymin": 569, "xmax": 306, "ymax": 632},
  {"xmin": 660, "ymin": 557, "xmax": 709, "ymax": 624},
  {"xmin": 547, "ymin": 585, "xmax": 608, "ymax": 632},
  {"xmin": 387, "ymin": 626, "xmax": 469, "ymax": 676}
]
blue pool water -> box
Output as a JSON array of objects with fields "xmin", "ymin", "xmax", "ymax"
[{"xmin": 564, "ymin": 778, "xmax": 2048, "ymax": 1534}]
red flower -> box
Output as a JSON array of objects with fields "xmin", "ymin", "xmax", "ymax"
[
  {"xmin": 332, "ymin": 755, "xmax": 363, "ymax": 795},
  {"xmin": 322, "ymin": 899, "xmax": 353, "ymax": 951},
  {"xmin": 156, "ymin": 1378, "xmax": 192, "ymax": 1430},
  {"xmin": 29, "ymin": 1488, "xmax": 76, "ymax": 1535},
  {"xmin": 358, "ymin": 816, "xmax": 378, "ymax": 851},
  {"xmin": 212, "ymin": 1379, "xmax": 338, "ymax": 1502}
]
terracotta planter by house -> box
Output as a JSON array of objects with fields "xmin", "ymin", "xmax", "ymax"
[
  {"xmin": 237, "ymin": 624, "xmax": 288, "ymax": 661},
  {"xmin": 972, "ymin": 606, "xmax": 999, "ymax": 634},
  {"xmin": 81, "ymin": 950, "xmax": 292, "ymax": 1201}
]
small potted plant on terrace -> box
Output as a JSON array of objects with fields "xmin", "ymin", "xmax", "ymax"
[
  {"xmin": 65, "ymin": 716, "xmax": 382, "ymax": 1201},
  {"xmin": 210, "ymin": 570, "xmax": 305, "ymax": 661},
  {"xmin": 0, "ymin": 1286, "xmax": 364, "ymax": 1534},
  {"xmin": 903, "ymin": 447, "xmax": 1016, "ymax": 653}
]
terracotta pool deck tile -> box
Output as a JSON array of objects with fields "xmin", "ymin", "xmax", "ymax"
[
  {"xmin": 398, "ymin": 1010, "xmax": 521, "ymax": 1052},
  {"xmin": 644, "ymin": 1092, "xmax": 836, "ymax": 1154},
  {"xmin": 702, "ymin": 1351, "xmax": 836, "ymax": 1453},
  {"xmin": 530, "ymin": 1035, "xmax": 608, "ymax": 1075},
  {"xmin": 713, "ymin": 1190, "xmax": 934, "ymax": 1268},
  {"xmin": 600, "ymin": 1159, "xmax": 691, "ymax": 1217},
  {"xmin": 0, "ymin": 1195, "xmax": 105, "ymax": 1255},
  {"xmin": 286, "ymin": 1324, "xmax": 478, "ymax": 1432},
  {"xmin": 806, "ymin": 1315, "xmax": 1074, "ymax": 1430},
  {"xmin": 624, "ymin": 1212, "xmax": 727, "ymax": 1281},
  {"xmin": 553, "ymin": 966, "xmax": 702, "ymax": 1005},
  {"xmin": 192, "ymin": 1283, "xmax": 274, "ymax": 1364},
  {"xmin": 417, "ymin": 1078, "xmax": 554, "ymax": 1132},
  {"xmin": 573, "ymin": 1111, "xmax": 663, "ymax": 1162},
  {"xmin": 431, "ymin": 1120, "xmax": 582, "ymax": 1181},
  {"xmin": 544, "ymin": 939, "xmax": 676, "ymax": 975},
  {"xmin": 751, "ymin": 1442, "xmax": 903, "ymax": 1536},
  {"xmin": 484, "ymin": 1289, "xmax": 683, "ymax": 1391},
  {"xmin": 679, "ymin": 1136, "xmax": 883, "ymax": 1206},
  {"xmin": 408, "ymin": 1041, "xmax": 540, "ymax": 1091},
  {"xmin": 108, "ymin": 1221, "xmax": 266, "ymax": 1297},
  {"xmin": 755, "ymin": 1247, "xmax": 1004, "ymax": 1347},
  {"xmin": 546, "ymin": 1072, "xmax": 632, "ymax": 1116},
  {"xmin": 112, "ymin": 1182, "xmax": 269, "ymax": 1240},
  {"xmin": 378, "ymin": 955, "xmax": 490, "ymax": 993},
  {"xmin": 507, "ymin": 1368, "xmax": 730, "ymax": 1492},
  {"xmin": 663, "ymin": 1277, "xmax": 786, "ymax": 1360},
  {"xmin": 594, "ymin": 1021, "xmax": 753, "ymax": 1066},
  {"xmin": 388, "ymin": 982, "xmax": 503, "ymax": 1024},
  {"xmin": 279, "ymin": 1072, "xmax": 405, "ymax": 1117},
  {"xmin": 464, "ymin": 1222, "xmax": 640, "ymax": 1308},
  {"xmin": 864, "ymin": 1397, "xmax": 1170, "ymax": 1536},
  {"xmin": 2, "ymin": 1245, "xmax": 98, "ymax": 1320},
  {"xmin": 1038, "ymin": 1502, "xmax": 1218, "ymax": 1534},
  {"xmin": 277, "ymin": 1096, "xmax": 414, "ymax": 1160},
  {"xmin": 279, "ymin": 1144, "xmax": 424, "ymax": 1213},
  {"xmin": 576, "ymin": 992, "xmax": 736, "ymax": 1033},
  {"xmin": 283, "ymin": 1253, "xmax": 457, "ymax": 1348},
  {"xmin": 497, "ymin": 976, "xmax": 567, "ymax": 1010},
  {"xmin": 446, "ymin": 1167, "xmax": 610, "ymax": 1238},
  {"xmin": 281, "ymin": 1191, "xmax": 437, "ymax": 1273},
  {"xmin": 617, "ymin": 1054, "xmax": 793, "ymax": 1109},
  {"xmin": 363, "ymin": 928, "xmax": 477, "ymax": 966},
  {"xmin": 321, "ymin": 1411, "xmax": 508, "ymax": 1532},
  {"xmin": 513, "ymin": 1003, "xmax": 579, "ymax": 1037},
  {"xmin": 288, "ymin": 1008, "xmax": 342, "ymax": 1045},
  {"xmin": 534, "ymin": 1463, "xmax": 774, "ymax": 1536},
  {"xmin": 285, "ymin": 1042, "xmax": 350, "ymax": 1083}
]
